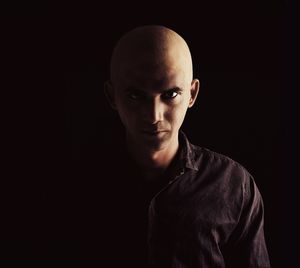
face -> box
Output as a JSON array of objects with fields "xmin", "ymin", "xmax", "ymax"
[{"xmin": 106, "ymin": 57, "xmax": 199, "ymax": 152}]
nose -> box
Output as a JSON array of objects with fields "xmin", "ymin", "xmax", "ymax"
[{"xmin": 142, "ymin": 97, "xmax": 164, "ymax": 124}]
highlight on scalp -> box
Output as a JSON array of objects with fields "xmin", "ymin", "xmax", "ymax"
[{"xmin": 110, "ymin": 25, "xmax": 193, "ymax": 84}]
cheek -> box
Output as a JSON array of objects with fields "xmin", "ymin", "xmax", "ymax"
[
  {"xmin": 116, "ymin": 99, "xmax": 139, "ymax": 128},
  {"xmin": 165, "ymin": 101, "xmax": 189, "ymax": 127}
]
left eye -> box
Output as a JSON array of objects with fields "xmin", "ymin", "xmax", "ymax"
[{"xmin": 163, "ymin": 91, "xmax": 178, "ymax": 99}]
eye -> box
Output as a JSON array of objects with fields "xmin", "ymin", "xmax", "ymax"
[
  {"xmin": 162, "ymin": 90, "xmax": 179, "ymax": 99},
  {"xmin": 127, "ymin": 90, "xmax": 144, "ymax": 100}
]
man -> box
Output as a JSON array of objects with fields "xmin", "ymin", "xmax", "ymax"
[{"xmin": 100, "ymin": 25, "xmax": 270, "ymax": 267}]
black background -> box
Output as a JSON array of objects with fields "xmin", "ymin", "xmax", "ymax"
[{"xmin": 2, "ymin": 0, "xmax": 295, "ymax": 267}]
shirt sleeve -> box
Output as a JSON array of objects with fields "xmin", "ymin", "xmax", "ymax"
[{"xmin": 222, "ymin": 171, "xmax": 271, "ymax": 268}]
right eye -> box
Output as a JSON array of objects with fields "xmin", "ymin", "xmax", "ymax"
[{"xmin": 127, "ymin": 90, "xmax": 143, "ymax": 100}]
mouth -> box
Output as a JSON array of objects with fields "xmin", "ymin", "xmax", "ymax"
[{"xmin": 141, "ymin": 130, "xmax": 167, "ymax": 136}]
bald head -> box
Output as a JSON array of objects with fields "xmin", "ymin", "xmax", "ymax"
[
  {"xmin": 110, "ymin": 25, "xmax": 194, "ymax": 87},
  {"xmin": 105, "ymin": 25, "xmax": 200, "ymax": 153}
]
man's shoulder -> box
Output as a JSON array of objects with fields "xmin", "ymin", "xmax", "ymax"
[
  {"xmin": 188, "ymin": 141, "xmax": 253, "ymax": 183},
  {"xmin": 197, "ymin": 145, "xmax": 248, "ymax": 170},
  {"xmin": 180, "ymin": 131, "xmax": 250, "ymax": 177}
]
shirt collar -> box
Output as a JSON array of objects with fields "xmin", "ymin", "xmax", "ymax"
[
  {"xmin": 119, "ymin": 130, "xmax": 199, "ymax": 172},
  {"xmin": 178, "ymin": 130, "xmax": 199, "ymax": 171}
]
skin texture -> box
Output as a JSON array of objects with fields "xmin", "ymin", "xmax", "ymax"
[{"xmin": 104, "ymin": 25, "xmax": 200, "ymax": 179}]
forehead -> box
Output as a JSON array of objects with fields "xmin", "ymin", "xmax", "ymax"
[{"xmin": 116, "ymin": 60, "xmax": 187, "ymax": 92}]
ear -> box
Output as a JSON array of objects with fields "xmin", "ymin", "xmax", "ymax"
[
  {"xmin": 104, "ymin": 80, "xmax": 117, "ymax": 110},
  {"xmin": 188, "ymin": 79, "xmax": 200, "ymax": 108}
]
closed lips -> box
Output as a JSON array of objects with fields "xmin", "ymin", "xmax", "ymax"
[
  {"xmin": 142, "ymin": 130, "xmax": 166, "ymax": 134},
  {"xmin": 142, "ymin": 129, "xmax": 166, "ymax": 132}
]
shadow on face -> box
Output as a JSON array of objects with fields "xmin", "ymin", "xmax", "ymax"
[{"xmin": 104, "ymin": 25, "xmax": 200, "ymax": 151}]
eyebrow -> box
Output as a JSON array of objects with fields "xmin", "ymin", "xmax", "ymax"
[{"xmin": 125, "ymin": 86, "xmax": 183, "ymax": 93}]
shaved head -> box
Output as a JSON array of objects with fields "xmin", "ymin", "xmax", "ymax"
[
  {"xmin": 110, "ymin": 25, "xmax": 194, "ymax": 87},
  {"xmin": 105, "ymin": 25, "xmax": 199, "ymax": 157}
]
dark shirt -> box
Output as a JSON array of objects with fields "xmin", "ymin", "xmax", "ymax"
[{"xmin": 47, "ymin": 130, "xmax": 270, "ymax": 268}]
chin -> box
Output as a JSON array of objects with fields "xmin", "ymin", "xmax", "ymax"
[{"xmin": 139, "ymin": 133, "xmax": 171, "ymax": 151}]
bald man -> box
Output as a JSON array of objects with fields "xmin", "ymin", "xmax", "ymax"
[
  {"xmin": 105, "ymin": 26, "xmax": 198, "ymax": 181},
  {"xmin": 100, "ymin": 25, "xmax": 270, "ymax": 267}
]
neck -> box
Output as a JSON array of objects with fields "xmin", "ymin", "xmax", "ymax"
[{"xmin": 126, "ymin": 134, "xmax": 179, "ymax": 173}]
